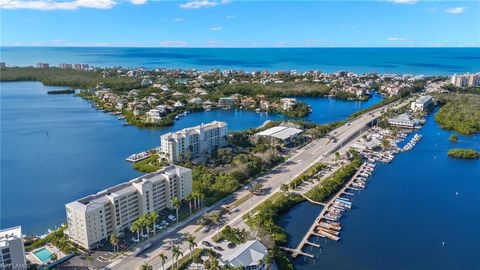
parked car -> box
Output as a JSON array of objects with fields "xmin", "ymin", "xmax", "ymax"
[
  {"xmin": 213, "ymin": 246, "xmax": 224, "ymax": 251},
  {"xmin": 227, "ymin": 243, "xmax": 237, "ymax": 249},
  {"xmin": 202, "ymin": 241, "xmax": 213, "ymax": 247}
]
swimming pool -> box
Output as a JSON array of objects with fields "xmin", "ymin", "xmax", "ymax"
[{"xmin": 33, "ymin": 248, "xmax": 53, "ymax": 262}]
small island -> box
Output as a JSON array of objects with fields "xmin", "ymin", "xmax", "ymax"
[
  {"xmin": 435, "ymin": 94, "xmax": 480, "ymax": 135},
  {"xmin": 447, "ymin": 148, "xmax": 479, "ymax": 159},
  {"xmin": 449, "ymin": 134, "xmax": 458, "ymax": 143}
]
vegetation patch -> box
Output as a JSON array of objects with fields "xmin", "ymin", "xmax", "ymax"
[
  {"xmin": 435, "ymin": 94, "xmax": 480, "ymax": 135},
  {"xmin": 215, "ymin": 225, "xmax": 248, "ymax": 244},
  {"xmin": 447, "ymin": 148, "xmax": 479, "ymax": 159},
  {"xmin": 449, "ymin": 134, "xmax": 458, "ymax": 143},
  {"xmin": 306, "ymin": 150, "xmax": 362, "ymax": 202},
  {"xmin": 25, "ymin": 225, "xmax": 79, "ymax": 254},
  {"xmin": 288, "ymin": 163, "xmax": 327, "ymax": 189}
]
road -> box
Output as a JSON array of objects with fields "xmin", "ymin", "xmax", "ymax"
[{"xmin": 106, "ymin": 100, "xmax": 400, "ymax": 270}]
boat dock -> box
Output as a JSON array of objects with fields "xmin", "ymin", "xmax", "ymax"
[
  {"xmin": 282, "ymin": 162, "xmax": 375, "ymax": 258},
  {"xmin": 126, "ymin": 147, "xmax": 160, "ymax": 163}
]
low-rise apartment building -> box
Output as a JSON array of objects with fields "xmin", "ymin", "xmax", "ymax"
[
  {"xmin": 0, "ymin": 226, "xmax": 27, "ymax": 270},
  {"xmin": 65, "ymin": 165, "xmax": 192, "ymax": 250},
  {"xmin": 160, "ymin": 121, "xmax": 228, "ymax": 163}
]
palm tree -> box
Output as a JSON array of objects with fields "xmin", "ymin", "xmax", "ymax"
[
  {"xmin": 186, "ymin": 193, "xmax": 195, "ymax": 214},
  {"xmin": 172, "ymin": 246, "xmax": 183, "ymax": 268},
  {"xmin": 149, "ymin": 212, "xmax": 159, "ymax": 235},
  {"xmin": 186, "ymin": 234, "xmax": 197, "ymax": 259},
  {"xmin": 206, "ymin": 253, "xmax": 220, "ymax": 270},
  {"xmin": 171, "ymin": 197, "xmax": 181, "ymax": 223},
  {"xmin": 247, "ymin": 182, "xmax": 261, "ymax": 212},
  {"xmin": 280, "ymin": 183, "xmax": 289, "ymax": 193},
  {"xmin": 50, "ymin": 253, "xmax": 58, "ymax": 262},
  {"xmin": 211, "ymin": 212, "xmax": 222, "ymax": 236},
  {"xmin": 158, "ymin": 253, "xmax": 167, "ymax": 270},
  {"xmin": 110, "ymin": 234, "xmax": 119, "ymax": 253},
  {"xmin": 130, "ymin": 220, "xmax": 141, "ymax": 242},
  {"xmin": 199, "ymin": 192, "xmax": 205, "ymax": 208},
  {"xmin": 139, "ymin": 262, "xmax": 152, "ymax": 270}
]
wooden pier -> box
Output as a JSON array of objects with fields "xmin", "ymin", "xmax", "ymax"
[{"xmin": 283, "ymin": 163, "xmax": 371, "ymax": 258}]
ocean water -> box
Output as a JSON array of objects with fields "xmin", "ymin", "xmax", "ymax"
[
  {"xmin": 280, "ymin": 110, "xmax": 480, "ymax": 270},
  {"xmin": 1, "ymin": 47, "xmax": 479, "ymax": 75},
  {"xmin": 0, "ymin": 81, "xmax": 381, "ymax": 234}
]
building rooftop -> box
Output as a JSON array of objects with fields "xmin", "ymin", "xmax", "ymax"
[
  {"xmin": 256, "ymin": 126, "xmax": 303, "ymax": 141},
  {"xmin": 223, "ymin": 240, "xmax": 268, "ymax": 268},
  {"xmin": 416, "ymin": 95, "xmax": 432, "ymax": 104},
  {"xmin": 0, "ymin": 226, "xmax": 22, "ymax": 248},
  {"xmin": 68, "ymin": 165, "xmax": 186, "ymax": 208},
  {"xmin": 161, "ymin": 121, "xmax": 227, "ymax": 141}
]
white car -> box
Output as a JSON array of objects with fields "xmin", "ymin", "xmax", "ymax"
[
  {"xmin": 168, "ymin": 215, "xmax": 176, "ymax": 221},
  {"xmin": 161, "ymin": 220, "xmax": 169, "ymax": 226},
  {"xmin": 132, "ymin": 237, "xmax": 140, "ymax": 243}
]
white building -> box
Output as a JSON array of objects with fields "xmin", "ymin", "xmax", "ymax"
[
  {"xmin": 451, "ymin": 73, "xmax": 480, "ymax": 88},
  {"xmin": 410, "ymin": 95, "xmax": 433, "ymax": 111},
  {"xmin": 255, "ymin": 126, "xmax": 303, "ymax": 146},
  {"xmin": 280, "ymin": 98, "xmax": 297, "ymax": 110},
  {"xmin": 388, "ymin": 113, "xmax": 419, "ymax": 129},
  {"xmin": 0, "ymin": 226, "xmax": 27, "ymax": 270},
  {"xmin": 222, "ymin": 240, "xmax": 269, "ymax": 270},
  {"xmin": 65, "ymin": 165, "xmax": 192, "ymax": 250},
  {"xmin": 160, "ymin": 121, "xmax": 228, "ymax": 163}
]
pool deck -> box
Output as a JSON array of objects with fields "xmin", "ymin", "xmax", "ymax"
[{"xmin": 27, "ymin": 243, "xmax": 65, "ymax": 265}]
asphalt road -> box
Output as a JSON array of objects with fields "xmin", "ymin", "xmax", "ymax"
[{"xmin": 106, "ymin": 100, "xmax": 399, "ymax": 270}]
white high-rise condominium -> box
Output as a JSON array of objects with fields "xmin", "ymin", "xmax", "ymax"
[
  {"xmin": 160, "ymin": 121, "xmax": 228, "ymax": 163},
  {"xmin": 0, "ymin": 226, "xmax": 27, "ymax": 270},
  {"xmin": 65, "ymin": 165, "xmax": 192, "ymax": 250}
]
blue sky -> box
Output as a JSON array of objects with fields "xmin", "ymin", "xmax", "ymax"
[{"xmin": 1, "ymin": 0, "xmax": 479, "ymax": 47}]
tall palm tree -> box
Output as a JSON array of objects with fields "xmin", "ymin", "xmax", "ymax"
[
  {"xmin": 171, "ymin": 197, "xmax": 181, "ymax": 223},
  {"xmin": 149, "ymin": 212, "xmax": 159, "ymax": 235},
  {"xmin": 158, "ymin": 253, "xmax": 167, "ymax": 270},
  {"xmin": 186, "ymin": 193, "xmax": 195, "ymax": 214},
  {"xmin": 199, "ymin": 192, "xmax": 205, "ymax": 208},
  {"xmin": 186, "ymin": 234, "xmax": 197, "ymax": 259},
  {"xmin": 247, "ymin": 182, "xmax": 261, "ymax": 212},
  {"xmin": 110, "ymin": 233, "xmax": 119, "ymax": 253},
  {"xmin": 139, "ymin": 262, "xmax": 152, "ymax": 270},
  {"xmin": 280, "ymin": 184, "xmax": 289, "ymax": 193},
  {"xmin": 130, "ymin": 220, "xmax": 141, "ymax": 241},
  {"xmin": 172, "ymin": 246, "xmax": 183, "ymax": 268},
  {"xmin": 211, "ymin": 212, "xmax": 222, "ymax": 236}
]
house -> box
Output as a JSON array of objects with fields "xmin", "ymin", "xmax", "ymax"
[
  {"xmin": 222, "ymin": 240, "xmax": 269, "ymax": 270},
  {"xmin": 173, "ymin": 101, "xmax": 184, "ymax": 109},
  {"xmin": 259, "ymin": 100, "xmax": 270, "ymax": 110},
  {"xmin": 388, "ymin": 113, "xmax": 419, "ymax": 129},
  {"xmin": 280, "ymin": 98, "xmax": 297, "ymax": 111},
  {"xmin": 255, "ymin": 126, "xmax": 304, "ymax": 146},
  {"xmin": 189, "ymin": 97, "xmax": 203, "ymax": 106},
  {"xmin": 241, "ymin": 97, "xmax": 256, "ymax": 108},
  {"xmin": 218, "ymin": 97, "xmax": 236, "ymax": 109}
]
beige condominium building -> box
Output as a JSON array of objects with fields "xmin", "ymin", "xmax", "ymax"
[
  {"xmin": 0, "ymin": 226, "xmax": 27, "ymax": 270},
  {"xmin": 160, "ymin": 121, "xmax": 228, "ymax": 163},
  {"xmin": 65, "ymin": 165, "xmax": 192, "ymax": 250}
]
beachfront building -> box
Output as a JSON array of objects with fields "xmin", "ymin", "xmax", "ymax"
[
  {"xmin": 35, "ymin": 63, "xmax": 49, "ymax": 69},
  {"xmin": 0, "ymin": 226, "xmax": 27, "ymax": 270},
  {"xmin": 451, "ymin": 73, "xmax": 480, "ymax": 88},
  {"xmin": 280, "ymin": 98, "xmax": 297, "ymax": 111},
  {"xmin": 65, "ymin": 165, "xmax": 192, "ymax": 250},
  {"xmin": 221, "ymin": 240, "xmax": 269, "ymax": 270},
  {"xmin": 160, "ymin": 121, "xmax": 228, "ymax": 163},
  {"xmin": 410, "ymin": 95, "xmax": 433, "ymax": 111}
]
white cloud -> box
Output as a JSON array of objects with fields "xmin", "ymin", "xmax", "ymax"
[
  {"xmin": 445, "ymin": 7, "xmax": 465, "ymax": 14},
  {"xmin": 225, "ymin": 14, "xmax": 235, "ymax": 19},
  {"xmin": 210, "ymin": 26, "xmax": 222, "ymax": 31},
  {"xmin": 129, "ymin": 0, "xmax": 146, "ymax": 4},
  {"xmin": 386, "ymin": 0, "xmax": 417, "ymax": 4},
  {"xmin": 174, "ymin": 17, "xmax": 184, "ymax": 22},
  {"xmin": 0, "ymin": 0, "xmax": 117, "ymax": 10},
  {"xmin": 180, "ymin": 0, "xmax": 229, "ymax": 9},
  {"xmin": 159, "ymin": 40, "xmax": 188, "ymax": 47},
  {"xmin": 387, "ymin": 37, "xmax": 408, "ymax": 41}
]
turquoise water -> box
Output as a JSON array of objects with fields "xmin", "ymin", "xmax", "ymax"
[
  {"xmin": 1, "ymin": 47, "xmax": 479, "ymax": 75},
  {"xmin": 280, "ymin": 110, "xmax": 480, "ymax": 269},
  {"xmin": 34, "ymin": 248, "xmax": 53, "ymax": 262},
  {"xmin": 0, "ymin": 81, "xmax": 381, "ymax": 234}
]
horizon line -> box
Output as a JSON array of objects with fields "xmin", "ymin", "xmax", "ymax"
[{"xmin": 2, "ymin": 45, "xmax": 480, "ymax": 49}]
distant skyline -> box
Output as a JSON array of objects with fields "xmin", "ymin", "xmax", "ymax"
[{"xmin": 1, "ymin": 0, "xmax": 479, "ymax": 48}]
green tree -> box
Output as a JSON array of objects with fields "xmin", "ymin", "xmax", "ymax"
[
  {"xmin": 149, "ymin": 212, "xmax": 159, "ymax": 235},
  {"xmin": 186, "ymin": 193, "xmax": 195, "ymax": 214},
  {"xmin": 158, "ymin": 253, "xmax": 167, "ymax": 270},
  {"xmin": 171, "ymin": 197, "xmax": 181, "ymax": 223},
  {"xmin": 110, "ymin": 234, "xmax": 119, "ymax": 253},
  {"xmin": 130, "ymin": 220, "xmax": 141, "ymax": 242},
  {"xmin": 186, "ymin": 234, "xmax": 197, "ymax": 259},
  {"xmin": 139, "ymin": 262, "xmax": 153, "ymax": 270},
  {"xmin": 172, "ymin": 246, "xmax": 183, "ymax": 268},
  {"xmin": 280, "ymin": 184, "xmax": 289, "ymax": 193}
]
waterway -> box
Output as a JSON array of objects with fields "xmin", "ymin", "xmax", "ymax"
[
  {"xmin": 280, "ymin": 110, "xmax": 480, "ymax": 269},
  {"xmin": 0, "ymin": 81, "xmax": 381, "ymax": 234}
]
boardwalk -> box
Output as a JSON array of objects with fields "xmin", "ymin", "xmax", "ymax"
[{"xmin": 282, "ymin": 162, "xmax": 370, "ymax": 258}]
